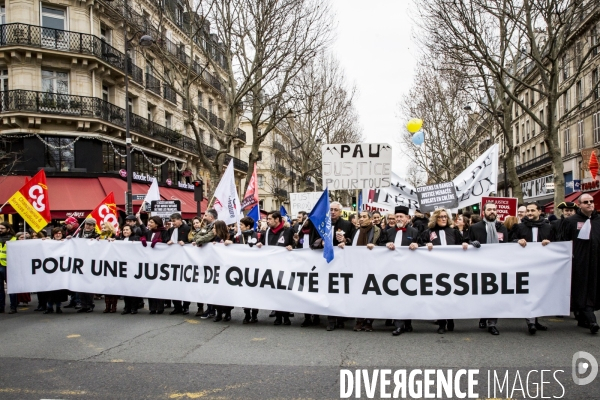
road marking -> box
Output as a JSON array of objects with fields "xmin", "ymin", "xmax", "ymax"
[
  {"xmin": 185, "ymin": 319, "xmax": 199, "ymax": 324},
  {"xmin": 66, "ymin": 334, "xmax": 80, "ymax": 338},
  {"xmin": 251, "ymin": 338, "xmax": 266, "ymax": 341},
  {"xmin": 548, "ymin": 318, "xmax": 564, "ymax": 322},
  {"xmin": 110, "ymin": 359, "xmax": 125, "ymax": 362}
]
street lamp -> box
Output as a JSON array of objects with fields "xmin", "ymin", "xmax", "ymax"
[{"xmin": 105, "ymin": 0, "xmax": 154, "ymax": 215}]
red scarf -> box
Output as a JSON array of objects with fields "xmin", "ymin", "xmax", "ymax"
[
  {"xmin": 270, "ymin": 221, "xmax": 285, "ymax": 234},
  {"xmin": 396, "ymin": 227, "xmax": 407, "ymax": 232}
]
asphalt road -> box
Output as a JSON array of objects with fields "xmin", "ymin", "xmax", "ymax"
[{"xmin": 1, "ymin": 297, "xmax": 600, "ymax": 399}]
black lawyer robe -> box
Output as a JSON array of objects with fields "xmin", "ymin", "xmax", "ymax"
[{"xmin": 383, "ymin": 226, "xmax": 420, "ymax": 247}]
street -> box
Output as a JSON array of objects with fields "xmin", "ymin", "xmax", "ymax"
[{"xmin": 1, "ymin": 297, "xmax": 600, "ymax": 399}]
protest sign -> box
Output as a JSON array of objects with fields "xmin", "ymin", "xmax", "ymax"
[
  {"xmin": 453, "ymin": 144, "xmax": 499, "ymax": 208},
  {"xmin": 290, "ymin": 191, "xmax": 323, "ymax": 217},
  {"xmin": 150, "ymin": 200, "xmax": 181, "ymax": 218},
  {"xmin": 416, "ymin": 182, "xmax": 458, "ymax": 212},
  {"xmin": 322, "ymin": 143, "xmax": 392, "ymax": 190},
  {"xmin": 8, "ymin": 239, "xmax": 571, "ymax": 319},
  {"xmin": 481, "ymin": 196, "xmax": 518, "ymax": 222}
]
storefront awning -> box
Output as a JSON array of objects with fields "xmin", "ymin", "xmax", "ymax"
[
  {"xmin": 544, "ymin": 191, "xmax": 582, "ymax": 214},
  {"xmin": 0, "ymin": 175, "xmax": 206, "ymax": 221}
]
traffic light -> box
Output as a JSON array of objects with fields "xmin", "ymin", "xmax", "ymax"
[
  {"xmin": 193, "ymin": 179, "xmax": 204, "ymax": 202},
  {"xmin": 472, "ymin": 203, "xmax": 480, "ymax": 214},
  {"xmin": 352, "ymin": 196, "xmax": 357, "ymax": 210}
]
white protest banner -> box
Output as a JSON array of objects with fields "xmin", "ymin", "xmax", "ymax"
[
  {"xmin": 213, "ymin": 160, "xmax": 241, "ymax": 225},
  {"xmin": 8, "ymin": 239, "xmax": 571, "ymax": 319},
  {"xmin": 322, "ymin": 143, "xmax": 392, "ymax": 190},
  {"xmin": 453, "ymin": 144, "xmax": 499, "ymax": 208},
  {"xmin": 363, "ymin": 172, "xmax": 419, "ymax": 214},
  {"xmin": 290, "ymin": 191, "xmax": 323, "ymax": 217},
  {"xmin": 522, "ymin": 174, "xmax": 554, "ymax": 200}
]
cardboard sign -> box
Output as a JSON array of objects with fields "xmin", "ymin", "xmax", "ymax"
[
  {"xmin": 322, "ymin": 143, "xmax": 392, "ymax": 190},
  {"xmin": 480, "ymin": 196, "xmax": 518, "ymax": 222},
  {"xmin": 150, "ymin": 200, "xmax": 181, "ymax": 218},
  {"xmin": 289, "ymin": 191, "xmax": 323, "ymax": 217},
  {"xmin": 416, "ymin": 182, "xmax": 458, "ymax": 212}
]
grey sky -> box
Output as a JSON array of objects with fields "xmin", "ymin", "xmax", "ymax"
[{"xmin": 330, "ymin": 0, "xmax": 418, "ymax": 177}]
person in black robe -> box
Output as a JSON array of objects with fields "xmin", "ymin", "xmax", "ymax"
[
  {"xmin": 421, "ymin": 208, "xmax": 469, "ymax": 334},
  {"xmin": 512, "ymin": 202, "xmax": 553, "ymax": 334},
  {"xmin": 469, "ymin": 201, "xmax": 509, "ymax": 335},
  {"xmin": 551, "ymin": 201, "xmax": 578, "ymax": 241},
  {"xmin": 166, "ymin": 213, "xmax": 192, "ymax": 315},
  {"xmin": 562, "ymin": 193, "xmax": 600, "ymax": 333},
  {"xmin": 383, "ymin": 206, "xmax": 420, "ymax": 336}
]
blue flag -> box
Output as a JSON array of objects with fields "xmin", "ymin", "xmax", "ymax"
[
  {"xmin": 248, "ymin": 205, "xmax": 260, "ymax": 231},
  {"xmin": 279, "ymin": 205, "xmax": 288, "ymax": 222},
  {"xmin": 357, "ymin": 191, "xmax": 363, "ymax": 211},
  {"xmin": 308, "ymin": 187, "xmax": 334, "ymax": 263}
]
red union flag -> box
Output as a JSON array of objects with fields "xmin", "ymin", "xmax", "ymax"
[
  {"xmin": 8, "ymin": 170, "xmax": 51, "ymax": 232},
  {"xmin": 88, "ymin": 192, "xmax": 119, "ymax": 235},
  {"xmin": 480, "ymin": 196, "xmax": 518, "ymax": 222},
  {"xmin": 241, "ymin": 163, "xmax": 259, "ymax": 210}
]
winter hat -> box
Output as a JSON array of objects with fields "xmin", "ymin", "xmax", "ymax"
[
  {"xmin": 84, "ymin": 217, "xmax": 97, "ymax": 225},
  {"xmin": 64, "ymin": 216, "xmax": 79, "ymax": 230}
]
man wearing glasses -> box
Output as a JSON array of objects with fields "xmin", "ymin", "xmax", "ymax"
[
  {"xmin": 311, "ymin": 201, "xmax": 354, "ymax": 331},
  {"xmin": 469, "ymin": 202, "xmax": 509, "ymax": 335},
  {"xmin": 563, "ymin": 193, "xmax": 600, "ymax": 334}
]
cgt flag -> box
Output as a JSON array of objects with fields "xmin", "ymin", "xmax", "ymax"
[
  {"xmin": 241, "ymin": 163, "xmax": 259, "ymax": 210},
  {"xmin": 88, "ymin": 192, "xmax": 119, "ymax": 235},
  {"xmin": 8, "ymin": 170, "xmax": 51, "ymax": 232},
  {"xmin": 308, "ymin": 187, "xmax": 334, "ymax": 263}
]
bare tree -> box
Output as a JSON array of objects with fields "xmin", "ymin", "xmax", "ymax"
[
  {"xmin": 419, "ymin": 0, "xmax": 600, "ymax": 210},
  {"xmin": 280, "ymin": 52, "xmax": 363, "ymax": 193}
]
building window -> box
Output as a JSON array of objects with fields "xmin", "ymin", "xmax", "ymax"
[
  {"xmin": 42, "ymin": 69, "xmax": 68, "ymax": 94},
  {"xmin": 175, "ymin": 3, "xmax": 184, "ymax": 27},
  {"xmin": 593, "ymin": 112, "xmax": 600, "ymax": 143},
  {"xmin": 102, "ymin": 142, "xmax": 126, "ymax": 172},
  {"xmin": 526, "ymin": 120, "xmax": 530, "ymax": 140},
  {"xmin": 102, "ymin": 85, "xmax": 109, "ymax": 102},
  {"xmin": 167, "ymin": 161, "xmax": 181, "ymax": 184},
  {"xmin": 208, "ymin": 98, "xmax": 213, "ymax": 113},
  {"xmin": 563, "ymin": 89, "xmax": 570, "ymax": 115},
  {"xmin": 564, "ymin": 128, "xmax": 570, "ymax": 155},
  {"xmin": 165, "ymin": 112, "xmax": 173, "ymax": 129},
  {"xmin": 0, "ymin": 4, "xmax": 6, "ymax": 24},
  {"xmin": 593, "ymin": 68, "xmax": 599, "ymax": 101},
  {"xmin": 592, "ymin": 25, "xmax": 598, "ymax": 56},
  {"xmin": 532, "ymin": 146, "xmax": 536, "ymax": 159},
  {"xmin": 575, "ymin": 41, "xmax": 582, "ymax": 66},
  {"xmin": 100, "ymin": 25, "xmax": 112, "ymax": 44},
  {"xmin": 133, "ymin": 152, "xmax": 162, "ymax": 177},
  {"xmin": 45, "ymin": 136, "xmax": 75, "ymax": 171},
  {"xmin": 258, "ymin": 174, "xmax": 264, "ymax": 188},
  {"xmin": 576, "ymin": 80, "xmax": 583, "ymax": 109},
  {"xmin": 515, "ymin": 125, "xmax": 519, "ymax": 144},
  {"xmin": 147, "ymin": 104, "xmax": 153, "ymax": 121},
  {"xmin": 197, "ymin": 91, "xmax": 203, "ymax": 107},
  {"xmin": 578, "ymin": 120, "xmax": 585, "ymax": 150},
  {"xmin": 41, "ymin": 6, "xmax": 66, "ymax": 30},
  {"xmin": 562, "ymin": 55, "xmax": 569, "ymax": 80}
]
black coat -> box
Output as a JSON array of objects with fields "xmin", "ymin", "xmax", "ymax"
[
  {"xmin": 234, "ymin": 230, "xmax": 259, "ymax": 246},
  {"xmin": 332, "ymin": 217, "xmax": 355, "ymax": 246},
  {"xmin": 420, "ymin": 225, "xmax": 466, "ymax": 246},
  {"xmin": 259, "ymin": 226, "xmax": 294, "ymax": 247},
  {"xmin": 167, "ymin": 224, "xmax": 191, "ymax": 243},
  {"xmin": 511, "ymin": 218, "xmax": 554, "ymax": 242},
  {"xmin": 412, "ymin": 216, "xmax": 429, "ymax": 235},
  {"xmin": 139, "ymin": 225, "xmax": 170, "ymax": 243},
  {"xmin": 563, "ymin": 209, "xmax": 600, "ymax": 311},
  {"xmin": 469, "ymin": 220, "xmax": 509, "ymax": 244},
  {"xmin": 383, "ymin": 226, "xmax": 419, "ymax": 247}
]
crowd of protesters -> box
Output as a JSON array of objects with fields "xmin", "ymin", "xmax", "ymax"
[{"xmin": 1, "ymin": 194, "xmax": 599, "ymax": 338}]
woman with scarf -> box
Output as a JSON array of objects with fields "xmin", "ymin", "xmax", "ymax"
[
  {"xmin": 225, "ymin": 216, "xmax": 260, "ymax": 324},
  {"xmin": 136, "ymin": 214, "xmax": 170, "ymax": 314},
  {"xmin": 420, "ymin": 208, "xmax": 469, "ymax": 334},
  {"xmin": 454, "ymin": 214, "xmax": 470, "ymax": 241},
  {"xmin": 111, "ymin": 225, "xmax": 142, "ymax": 314},
  {"xmin": 212, "ymin": 220, "xmax": 235, "ymax": 322}
]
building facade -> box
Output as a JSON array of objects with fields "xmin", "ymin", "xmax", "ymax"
[{"xmin": 0, "ymin": 0, "xmax": 247, "ymax": 222}]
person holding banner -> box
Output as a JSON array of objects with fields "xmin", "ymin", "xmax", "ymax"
[
  {"xmin": 420, "ymin": 208, "xmax": 469, "ymax": 334},
  {"xmin": 62, "ymin": 216, "xmax": 79, "ymax": 237},
  {"xmin": 294, "ymin": 219, "xmax": 323, "ymax": 328},
  {"xmin": 512, "ymin": 203, "xmax": 552, "ymax": 335},
  {"xmin": 339, "ymin": 211, "xmax": 381, "ymax": 333},
  {"xmin": 469, "ymin": 202, "xmax": 509, "ymax": 335},
  {"xmin": 124, "ymin": 215, "xmax": 142, "ymax": 237},
  {"xmin": 552, "ymin": 201, "xmax": 578, "ymax": 241},
  {"xmin": 384, "ymin": 206, "xmax": 419, "ymax": 336},
  {"xmin": 42, "ymin": 228, "xmax": 69, "ymax": 314},
  {"xmin": 71, "ymin": 218, "xmax": 99, "ymax": 313},
  {"xmin": 257, "ymin": 210, "xmax": 294, "ymax": 326},
  {"xmin": 167, "ymin": 213, "xmax": 192, "ymax": 316},
  {"xmin": 213, "ymin": 220, "xmax": 235, "ymax": 322},
  {"xmin": 0, "ymin": 222, "xmax": 17, "ymax": 314},
  {"xmin": 225, "ymin": 216, "xmax": 261, "ymax": 324},
  {"xmin": 563, "ymin": 193, "xmax": 600, "ymax": 334},
  {"xmin": 98, "ymin": 222, "xmax": 118, "ymax": 313},
  {"xmin": 191, "ymin": 210, "xmax": 219, "ymax": 319},
  {"xmin": 411, "ymin": 209, "xmax": 429, "ymax": 235},
  {"xmin": 137, "ymin": 214, "xmax": 170, "ymax": 315},
  {"xmin": 114, "ymin": 225, "xmax": 142, "ymax": 315}
]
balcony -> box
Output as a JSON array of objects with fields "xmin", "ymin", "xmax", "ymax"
[
  {"xmin": 0, "ymin": 90, "xmax": 248, "ymax": 171},
  {"xmin": 515, "ymin": 154, "xmax": 552, "ymax": 175},
  {"xmin": 163, "ymin": 84, "xmax": 177, "ymax": 104},
  {"xmin": 275, "ymin": 188, "xmax": 288, "ymax": 198},
  {"xmin": 0, "ymin": 23, "xmax": 144, "ymax": 86},
  {"xmin": 236, "ymin": 128, "xmax": 246, "ymax": 142},
  {"xmin": 275, "ymin": 164, "xmax": 286, "ymax": 175},
  {"xmin": 145, "ymin": 73, "xmax": 161, "ymax": 96},
  {"xmin": 272, "ymin": 142, "xmax": 286, "ymax": 152}
]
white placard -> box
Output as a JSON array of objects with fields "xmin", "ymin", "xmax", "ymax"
[
  {"xmin": 289, "ymin": 191, "xmax": 323, "ymax": 217},
  {"xmin": 322, "ymin": 143, "xmax": 392, "ymax": 190},
  {"xmin": 8, "ymin": 239, "xmax": 571, "ymax": 319}
]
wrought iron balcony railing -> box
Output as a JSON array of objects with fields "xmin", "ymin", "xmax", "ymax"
[
  {"xmin": 0, "ymin": 90, "xmax": 247, "ymax": 171},
  {"xmin": 236, "ymin": 128, "xmax": 246, "ymax": 142},
  {"xmin": 515, "ymin": 153, "xmax": 552, "ymax": 175},
  {"xmin": 0, "ymin": 23, "xmax": 143, "ymax": 86},
  {"xmin": 145, "ymin": 73, "xmax": 162, "ymax": 96},
  {"xmin": 163, "ymin": 84, "xmax": 177, "ymax": 104}
]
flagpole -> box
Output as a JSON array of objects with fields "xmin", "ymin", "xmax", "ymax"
[{"xmin": 0, "ymin": 200, "xmax": 9, "ymax": 213}]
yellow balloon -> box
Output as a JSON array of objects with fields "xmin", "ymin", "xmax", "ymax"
[{"xmin": 406, "ymin": 118, "xmax": 423, "ymax": 134}]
